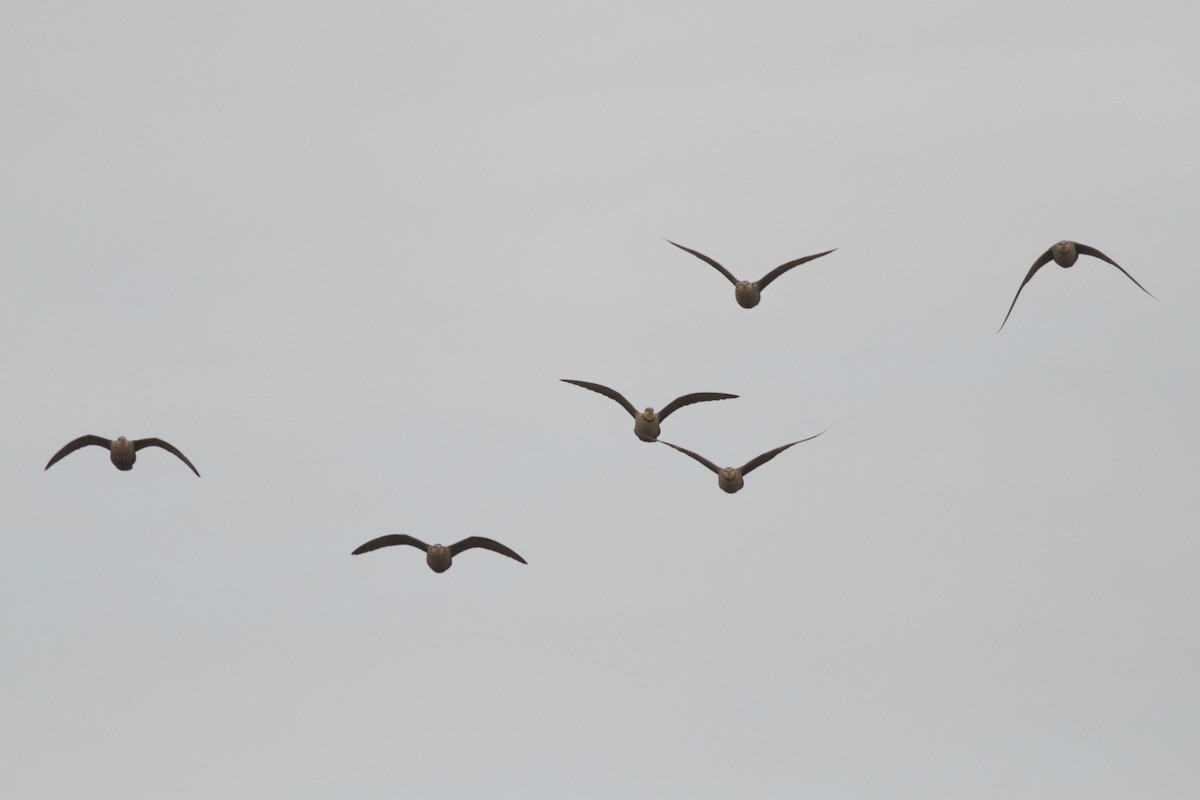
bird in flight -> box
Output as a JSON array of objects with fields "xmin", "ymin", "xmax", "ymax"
[
  {"xmin": 658, "ymin": 432, "xmax": 824, "ymax": 493},
  {"xmin": 999, "ymin": 240, "xmax": 1153, "ymax": 331},
  {"xmin": 351, "ymin": 534, "xmax": 527, "ymax": 573},
  {"xmin": 45, "ymin": 435, "xmax": 200, "ymax": 476},
  {"xmin": 561, "ymin": 379, "xmax": 737, "ymax": 442},
  {"xmin": 666, "ymin": 239, "xmax": 837, "ymax": 308}
]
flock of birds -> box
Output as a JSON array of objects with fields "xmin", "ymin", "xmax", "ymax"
[{"xmin": 44, "ymin": 238, "xmax": 1152, "ymax": 574}]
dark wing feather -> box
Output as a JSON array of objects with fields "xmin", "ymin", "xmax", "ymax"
[
  {"xmin": 449, "ymin": 536, "xmax": 527, "ymax": 564},
  {"xmin": 665, "ymin": 239, "xmax": 740, "ymax": 286},
  {"xmin": 561, "ymin": 379, "xmax": 638, "ymax": 418},
  {"xmin": 657, "ymin": 392, "xmax": 739, "ymax": 422},
  {"xmin": 740, "ymin": 430, "xmax": 825, "ymax": 475},
  {"xmin": 755, "ymin": 248, "xmax": 837, "ymax": 291},
  {"xmin": 133, "ymin": 438, "xmax": 201, "ymax": 477},
  {"xmin": 657, "ymin": 440, "xmax": 722, "ymax": 475},
  {"xmin": 352, "ymin": 534, "xmax": 430, "ymax": 556},
  {"xmin": 998, "ymin": 247, "xmax": 1055, "ymax": 332},
  {"xmin": 44, "ymin": 435, "xmax": 112, "ymax": 470},
  {"xmin": 1074, "ymin": 243, "xmax": 1154, "ymax": 297}
]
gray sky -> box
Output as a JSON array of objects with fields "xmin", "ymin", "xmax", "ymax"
[{"xmin": 3, "ymin": 1, "xmax": 1198, "ymax": 797}]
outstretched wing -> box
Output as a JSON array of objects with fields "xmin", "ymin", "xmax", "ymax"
[
  {"xmin": 740, "ymin": 430, "xmax": 825, "ymax": 475},
  {"xmin": 449, "ymin": 536, "xmax": 528, "ymax": 564},
  {"xmin": 665, "ymin": 239, "xmax": 740, "ymax": 286},
  {"xmin": 998, "ymin": 247, "xmax": 1055, "ymax": 332},
  {"xmin": 658, "ymin": 392, "xmax": 739, "ymax": 422},
  {"xmin": 45, "ymin": 435, "xmax": 111, "ymax": 470},
  {"xmin": 1075, "ymin": 243, "xmax": 1154, "ymax": 298},
  {"xmin": 658, "ymin": 440, "xmax": 722, "ymax": 475},
  {"xmin": 352, "ymin": 534, "xmax": 430, "ymax": 556},
  {"xmin": 561, "ymin": 379, "xmax": 638, "ymax": 418},
  {"xmin": 756, "ymin": 248, "xmax": 837, "ymax": 291},
  {"xmin": 133, "ymin": 438, "xmax": 201, "ymax": 477}
]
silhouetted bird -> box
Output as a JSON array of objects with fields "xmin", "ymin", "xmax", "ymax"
[
  {"xmin": 561, "ymin": 379, "xmax": 737, "ymax": 442},
  {"xmin": 999, "ymin": 240, "xmax": 1153, "ymax": 331},
  {"xmin": 45, "ymin": 435, "xmax": 200, "ymax": 476},
  {"xmin": 351, "ymin": 534, "xmax": 527, "ymax": 573},
  {"xmin": 659, "ymin": 432, "xmax": 824, "ymax": 493},
  {"xmin": 666, "ymin": 239, "xmax": 836, "ymax": 308}
]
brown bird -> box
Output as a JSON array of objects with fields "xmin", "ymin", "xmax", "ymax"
[
  {"xmin": 999, "ymin": 240, "xmax": 1153, "ymax": 331},
  {"xmin": 45, "ymin": 435, "xmax": 200, "ymax": 476},
  {"xmin": 659, "ymin": 432, "xmax": 824, "ymax": 493},
  {"xmin": 561, "ymin": 379, "xmax": 737, "ymax": 442},
  {"xmin": 351, "ymin": 534, "xmax": 527, "ymax": 573},
  {"xmin": 666, "ymin": 239, "xmax": 837, "ymax": 308}
]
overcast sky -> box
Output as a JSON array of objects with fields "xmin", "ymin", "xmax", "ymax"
[{"xmin": 3, "ymin": 2, "xmax": 1199, "ymax": 798}]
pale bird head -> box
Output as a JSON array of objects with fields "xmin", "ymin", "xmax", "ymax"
[
  {"xmin": 721, "ymin": 467, "xmax": 738, "ymax": 481},
  {"xmin": 641, "ymin": 409, "xmax": 656, "ymax": 421}
]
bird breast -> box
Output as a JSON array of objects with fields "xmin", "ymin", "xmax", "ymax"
[
  {"xmin": 1052, "ymin": 241, "xmax": 1078, "ymax": 268},
  {"xmin": 426, "ymin": 546, "xmax": 453, "ymax": 573},
  {"xmin": 634, "ymin": 414, "xmax": 661, "ymax": 441},
  {"xmin": 735, "ymin": 283, "xmax": 761, "ymax": 308},
  {"xmin": 109, "ymin": 438, "xmax": 136, "ymax": 470},
  {"xmin": 718, "ymin": 470, "xmax": 744, "ymax": 493}
]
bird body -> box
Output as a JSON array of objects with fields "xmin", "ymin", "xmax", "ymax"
[
  {"xmin": 352, "ymin": 534, "xmax": 527, "ymax": 573},
  {"xmin": 109, "ymin": 436, "xmax": 136, "ymax": 470},
  {"xmin": 717, "ymin": 467, "xmax": 745, "ymax": 494},
  {"xmin": 561, "ymin": 379, "xmax": 737, "ymax": 442},
  {"xmin": 1050, "ymin": 240, "xmax": 1081, "ymax": 268},
  {"xmin": 425, "ymin": 544, "xmax": 453, "ymax": 573},
  {"xmin": 45, "ymin": 435, "xmax": 200, "ymax": 476},
  {"xmin": 634, "ymin": 409, "xmax": 661, "ymax": 442},
  {"xmin": 734, "ymin": 282, "xmax": 761, "ymax": 309}
]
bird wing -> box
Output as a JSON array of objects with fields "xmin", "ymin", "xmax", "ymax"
[
  {"xmin": 658, "ymin": 440, "xmax": 722, "ymax": 475},
  {"xmin": 1074, "ymin": 243, "xmax": 1154, "ymax": 298},
  {"xmin": 665, "ymin": 239, "xmax": 740, "ymax": 286},
  {"xmin": 449, "ymin": 536, "xmax": 528, "ymax": 564},
  {"xmin": 755, "ymin": 248, "xmax": 838, "ymax": 291},
  {"xmin": 657, "ymin": 392, "xmax": 739, "ymax": 422},
  {"xmin": 133, "ymin": 438, "xmax": 201, "ymax": 477},
  {"xmin": 740, "ymin": 430, "xmax": 825, "ymax": 475},
  {"xmin": 998, "ymin": 247, "xmax": 1055, "ymax": 332},
  {"xmin": 352, "ymin": 534, "xmax": 430, "ymax": 556},
  {"xmin": 44, "ymin": 435, "xmax": 111, "ymax": 470},
  {"xmin": 561, "ymin": 379, "xmax": 638, "ymax": 418}
]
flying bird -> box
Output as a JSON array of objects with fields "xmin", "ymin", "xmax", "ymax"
[
  {"xmin": 658, "ymin": 432, "xmax": 825, "ymax": 493},
  {"xmin": 666, "ymin": 239, "xmax": 837, "ymax": 308},
  {"xmin": 561, "ymin": 379, "xmax": 738, "ymax": 442},
  {"xmin": 999, "ymin": 240, "xmax": 1153, "ymax": 331},
  {"xmin": 45, "ymin": 435, "xmax": 200, "ymax": 476},
  {"xmin": 351, "ymin": 534, "xmax": 527, "ymax": 573}
]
